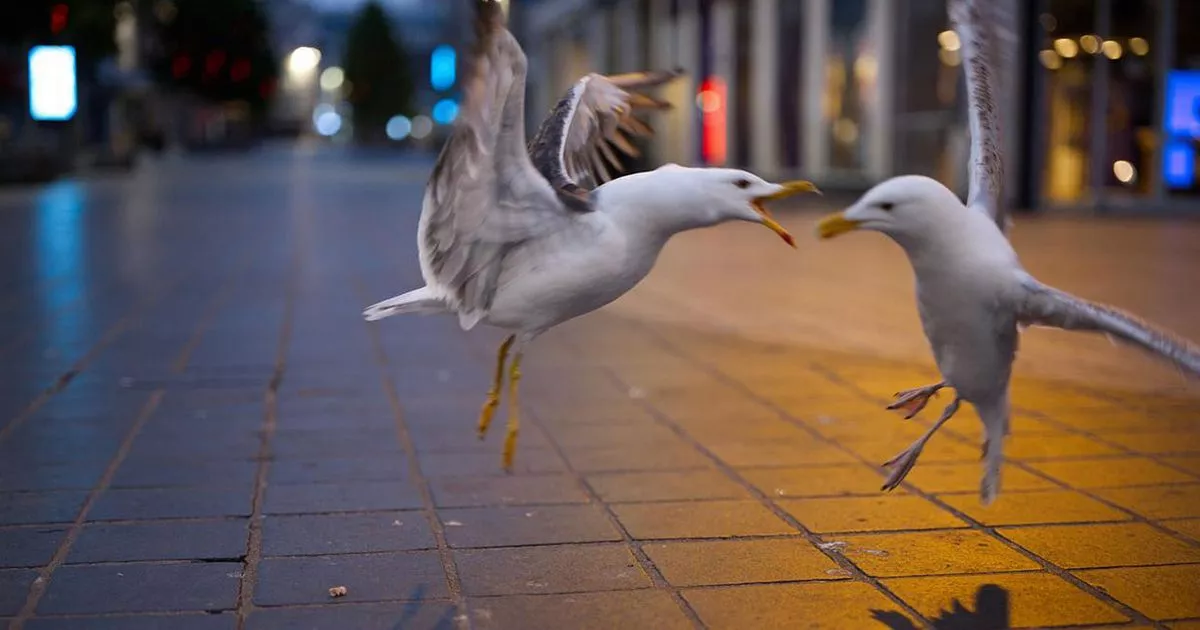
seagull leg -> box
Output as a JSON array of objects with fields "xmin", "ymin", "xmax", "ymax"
[
  {"xmin": 478, "ymin": 335, "xmax": 515, "ymax": 439},
  {"xmin": 886, "ymin": 381, "xmax": 947, "ymax": 419},
  {"xmin": 881, "ymin": 397, "xmax": 962, "ymax": 492},
  {"xmin": 502, "ymin": 350, "xmax": 524, "ymax": 470}
]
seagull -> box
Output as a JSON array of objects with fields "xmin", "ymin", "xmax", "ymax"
[
  {"xmin": 814, "ymin": 0, "xmax": 1200, "ymax": 504},
  {"xmin": 363, "ymin": 1, "xmax": 818, "ymax": 469}
]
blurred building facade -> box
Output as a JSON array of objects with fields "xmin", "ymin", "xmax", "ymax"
[{"xmin": 517, "ymin": 0, "xmax": 1200, "ymax": 213}]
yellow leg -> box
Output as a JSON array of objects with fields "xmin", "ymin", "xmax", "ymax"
[
  {"xmin": 478, "ymin": 335, "xmax": 515, "ymax": 439},
  {"xmin": 502, "ymin": 350, "xmax": 523, "ymax": 470}
]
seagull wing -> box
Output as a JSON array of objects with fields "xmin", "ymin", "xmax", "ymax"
[
  {"xmin": 527, "ymin": 69, "xmax": 683, "ymax": 206},
  {"xmin": 1014, "ymin": 275, "xmax": 1200, "ymax": 377},
  {"xmin": 420, "ymin": 2, "xmax": 568, "ymax": 329},
  {"xmin": 948, "ymin": 0, "xmax": 1018, "ymax": 233}
]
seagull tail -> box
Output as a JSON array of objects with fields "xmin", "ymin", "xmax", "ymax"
[{"xmin": 363, "ymin": 286, "xmax": 448, "ymax": 322}]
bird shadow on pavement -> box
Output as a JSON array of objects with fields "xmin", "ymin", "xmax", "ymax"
[{"xmin": 870, "ymin": 584, "xmax": 1010, "ymax": 630}]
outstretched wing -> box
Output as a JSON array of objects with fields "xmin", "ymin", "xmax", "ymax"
[
  {"xmin": 419, "ymin": 1, "xmax": 566, "ymax": 328},
  {"xmin": 948, "ymin": 0, "xmax": 1017, "ymax": 233},
  {"xmin": 1015, "ymin": 275, "xmax": 1200, "ymax": 377},
  {"xmin": 527, "ymin": 69, "xmax": 682, "ymax": 209}
]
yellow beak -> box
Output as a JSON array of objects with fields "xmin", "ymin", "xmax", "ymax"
[
  {"xmin": 752, "ymin": 180, "xmax": 821, "ymax": 248},
  {"xmin": 815, "ymin": 212, "xmax": 863, "ymax": 239}
]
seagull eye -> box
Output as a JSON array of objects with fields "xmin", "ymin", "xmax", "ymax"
[
  {"xmin": 878, "ymin": 202, "xmax": 895, "ymax": 211},
  {"xmin": 734, "ymin": 179, "xmax": 752, "ymax": 189}
]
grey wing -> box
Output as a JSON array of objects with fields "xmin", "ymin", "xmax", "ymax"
[
  {"xmin": 420, "ymin": 2, "xmax": 566, "ymax": 326},
  {"xmin": 527, "ymin": 69, "xmax": 683, "ymax": 208},
  {"xmin": 1014, "ymin": 275, "xmax": 1200, "ymax": 377},
  {"xmin": 948, "ymin": 0, "xmax": 1017, "ymax": 233}
]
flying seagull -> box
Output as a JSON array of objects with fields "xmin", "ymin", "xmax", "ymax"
[
  {"xmin": 815, "ymin": 0, "xmax": 1200, "ymax": 504},
  {"xmin": 364, "ymin": 1, "xmax": 818, "ymax": 469}
]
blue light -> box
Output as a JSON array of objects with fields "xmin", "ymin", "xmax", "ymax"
[
  {"xmin": 29, "ymin": 46, "xmax": 77, "ymax": 121},
  {"xmin": 315, "ymin": 111, "xmax": 342, "ymax": 136},
  {"xmin": 432, "ymin": 99, "xmax": 459, "ymax": 125},
  {"xmin": 1164, "ymin": 142, "xmax": 1195, "ymax": 189},
  {"xmin": 430, "ymin": 44, "xmax": 456, "ymax": 91},
  {"xmin": 386, "ymin": 115, "xmax": 412, "ymax": 140}
]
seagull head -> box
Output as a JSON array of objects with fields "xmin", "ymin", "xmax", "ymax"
[
  {"xmin": 814, "ymin": 175, "xmax": 964, "ymax": 246},
  {"xmin": 646, "ymin": 164, "xmax": 819, "ymax": 247}
]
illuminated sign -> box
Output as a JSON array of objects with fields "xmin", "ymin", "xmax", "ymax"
[
  {"xmin": 430, "ymin": 45, "xmax": 456, "ymax": 91},
  {"xmin": 1163, "ymin": 70, "xmax": 1200, "ymax": 188},
  {"xmin": 29, "ymin": 46, "xmax": 77, "ymax": 122}
]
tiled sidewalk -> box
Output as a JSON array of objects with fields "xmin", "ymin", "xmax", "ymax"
[{"xmin": 0, "ymin": 149, "xmax": 1198, "ymax": 629}]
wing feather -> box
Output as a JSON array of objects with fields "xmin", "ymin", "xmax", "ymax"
[
  {"xmin": 948, "ymin": 0, "xmax": 1017, "ymax": 232},
  {"xmin": 1015, "ymin": 276, "xmax": 1200, "ymax": 377},
  {"xmin": 527, "ymin": 69, "xmax": 683, "ymax": 201},
  {"xmin": 418, "ymin": 1, "xmax": 567, "ymax": 326}
]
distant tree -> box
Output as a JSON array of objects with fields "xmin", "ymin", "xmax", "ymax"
[
  {"xmin": 342, "ymin": 1, "xmax": 413, "ymax": 142},
  {"xmin": 145, "ymin": 0, "xmax": 278, "ymax": 114}
]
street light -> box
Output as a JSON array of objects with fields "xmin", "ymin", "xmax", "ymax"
[{"xmin": 287, "ymin": 47, "xmax": 321, "ymax": 76}]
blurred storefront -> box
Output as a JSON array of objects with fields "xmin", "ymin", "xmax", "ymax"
[{"xmin": 519, "ymin": 0, "xmax": 1200, "ymax": 213}]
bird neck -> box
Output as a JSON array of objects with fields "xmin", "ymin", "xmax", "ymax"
[{"xmin": 596, "ymin": 173, "xmax": 721, "ymax": 242}]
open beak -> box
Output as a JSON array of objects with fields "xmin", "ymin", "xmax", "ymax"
[
  {"xmin": 752, "ymin": 180, "xmax": 820, "ymax": 248},
  {"xmin": 815, "ymin": 211, "xmax": 863, "ymax": 239}
]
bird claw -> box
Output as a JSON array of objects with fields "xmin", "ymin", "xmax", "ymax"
[
  {"xmin": 881, "ymin": 444, "xmax": 923, "ymax": 492},
  {"xmin": 886, "ymin": 383, "xmax": 945, "ymax": 419}
]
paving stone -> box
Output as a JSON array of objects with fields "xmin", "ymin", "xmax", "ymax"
[
  {"xmin": 37, "ymin": 562, "xmax": 240, "ymax": 614},
  {"xmin": 263, "ymin": 512, "xmax": 434, "ymax": 556},
  {"xmin": 1027, "ymin": 458, "xmax": 1197, "ymax": 489},
  {"xmin": 270, "ymin": 428, "xmax": 405, "ymax": 458},
  {"xmin": 882, "ymin": 572, "xmax": 1129, "ymax": 628},
  {"xmin": 940, "ymin": 489, "xmax": 1132, "ymax": 526},
  {"xmin": 1163, "ymin": 518, "xmax": 1200, "ymax": 542},
  {"xmin": 585, "ymin": 470, "xmax": 750, "ymax": 503},
  {"xmin": 561, "ymin": 444, "xmax": 714, "ymax": 473},
  {"xmin": 1162, "ymin": 455, "xmax": 1200, "ymax": 476},
  {"xmin": 1005, "ymin": 434, "xmax": 1124, "ymax": 460},
  {"xmin": 902, "ymin": 462, "xmax": 1058, "ymax": 494},
  {"xmin": 0, "ymin": 492, "xmax": 87, "ymax": 525},
  {"xmin": 429, "ymin": 474, "xmax": 587, "ymax": 508},
  {"xmin": 268, "ymin": 457, "xmax": 408, "ymax": 485},
  {"xmin": 1075, "ymin": 564, "xmax": 1200, "ymax": 620},
  {"xmin": 470, "ymin": 590, "xmax": 693, "ymax": 630},
  {"xmin": 779, "ymin": 494, "xmax": 968, "ymax": 534},
  {"xmin": 263, "ymin": 480, "xmax": 422, "ymax": 514},
  {"xmin": 611, "ymin": 500, "xmax": 795, "ymax": 540},
  {"xmin": 68, "ymin": 519, "xmax": 247, "ymax": 563},
  {"xmin": 439, "ymin": 505, "xmax": 621, "ymax": 548},
  {"xmin": 253, "ymin": 551, "xmax": 448, "ymax": 605},
  {"xmin": 844, "ymin": 438, "xmax": 982, "ymax": 465},
  {"xmin": 409, "ymin": 424, "xmax": 551, "ymax": 452},
  {"xmin": 0, "ymin": 462, "xmax": 107, "ymax": 492},
  {"xmin": 455, "ymin": 543, "xmax": 648, "ymax": 596},
  {"xmin": 1, "ymin": 569, "xmax": 36, "ymax": 615},
  {"xmin": 1000, "ymin": 523, "xmax": 1200, "ymax": 569},
  {"xmin": 683, "ymin": 581, "xmax": 902, "ymax": 630},
  {"xmin": 0, "ymin": 526, "xmax": 67, "ymax": 568},
  {"xmin": 418, "ymin": 450, "xmax": 568, "ymax": 477},
  {"xmin": 541, "ymin": 423, "xmax": 684, "ymax": 450},
  {"xmin": 25, "ymin": 613, "xmax": 237, "ymax": 630},
  {"xmin": 706, "ymin": 439, "xmax": 858, "ymax": 468},
  {"xmin": 644, "ymin": 538, "xmax": 844, "ymax": 586},
  {"xmin": 126, "ymin": 434, "xmax": 261, "ymax": 461},
  {"xmin": 834, "ymin": 530, "xmax": 1041, "ymax": 577},
  {"xmin": 1091, "ymin": 484, "xmax": 1200, "ymax": 519},
  {"xmin": 111, "ymin": 458, "xmax": 259, "ymax": 489},
  {"xmin": 739, "ymin": 464, "xmax": 891, "ymax": 498},
  {"xmin": 247, "ymin": 602, "xmax": 458, "ymax": 630},
  {"xmin": 88, "ymin": 488, "xmax": 251, "ymax": 520}
]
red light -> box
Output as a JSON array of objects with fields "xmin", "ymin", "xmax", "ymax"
[
  {"xmin": 50, "ymin": 4, "xmax": 69, "ymax": 34},
  {"xmin": 172, "ymin": 55, "xmax": 191, "ymax": 78},
  {"xmin": 699, "ymin": 76, "xmax": 727, "ymax": 166},
  {"xmin": 259, "ymin": 79, "xmax": 276, "ymax": 98},
  {"xmin": 230, "ymin": 60, "xmax": 251, "ymax": 82},
  {"xmin": 204, "ymin": 50, "xmax": 226, "ymax": 76}
]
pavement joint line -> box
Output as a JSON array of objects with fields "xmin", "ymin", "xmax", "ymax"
[
  {"xmin": 7, "ymin": 268, "xmax": 243, "ymax": 630},
  {"xmin": 567, "ymin": 342, "xmax": 935, "ymax": 629},
  {"xmin": 0, "ymin": 265, "xmax": 196, "ymax": 444},
  {"xmin": 356, "ymin": 280, "xmax": 471, "ymax": 628},
  {"xmin": 631, "ymin": 320, "xmax": 1172, "ymax": 630},
  {"xmin": 233, "ymin": 262, "xmax": 298, "ymax": 629}
]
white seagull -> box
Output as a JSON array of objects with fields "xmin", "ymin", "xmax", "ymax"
[
  {"xmin": 364, "ymin": 2, "xmax": 818, "ymax": 469},
  {"xmin": 815, "ymin": 0, "xmax": 1200, "ymax": 504}
]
